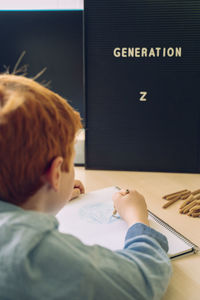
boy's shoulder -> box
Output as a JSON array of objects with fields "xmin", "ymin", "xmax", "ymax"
[
  {"xmin": 0, "ymin": 200, "xmax": 87, "ymax": 272},
  {"xmin": 0, "ymin": 201, "xmax": 89, "ymax": 300},
  {"xmin": 0, "ymin": 199, "xmax": 85, "ymax": 260},
  {"xmin": 0, "ymin": 200, "xmax": 59, "ymax": 259}
]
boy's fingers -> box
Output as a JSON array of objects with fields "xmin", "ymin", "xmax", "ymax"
[
  {"xmin": 113, "ymin": 189, "xmax": 130, "ymax": 200},
  {"xmin": 112, "ymin": 191, "xmax": 124, "ymax": 202},
  {"xmin": 70, "ymin": 188, "xmax": 81, "ymax": 200},
  {"xmin": 119, "ymin": 189, "xmax": 130, "ymax": 196},
  {"xmin": 74, "ymin": 180, "xmax": 85, "ymax": 194}
]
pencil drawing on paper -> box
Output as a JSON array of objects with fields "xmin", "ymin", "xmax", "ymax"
[{"xmin": 79, "ymin": 202, "xmax": 118, "ymax": 224}]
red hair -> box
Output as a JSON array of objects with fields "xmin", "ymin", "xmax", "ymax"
[{"xmin": 0, "ymin": 74, "xmax": 82, "ymax": 204}]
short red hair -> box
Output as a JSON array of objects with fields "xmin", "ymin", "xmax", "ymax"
[{"xmin": 0, "ymin": 74, "xmax": 82, "ymax": 204}]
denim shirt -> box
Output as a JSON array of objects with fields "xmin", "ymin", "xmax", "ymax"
[{"xmin": 0, "ymin": 200, "xmax": 172, "ymax": 300}]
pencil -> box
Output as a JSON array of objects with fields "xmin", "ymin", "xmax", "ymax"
[
  {"xmin": 180, "ymin": 191, "xmax": 191, "ymax": 200},
  {"xmin": 179, "ymin": 194, "xmax": 194, "ymax": 209},
  {"xmin": 162, "ymin": 189, "xmax": 187, "ymax": 200},
  {"xmin": 192, "ymin": 189, "xmax": 200, "ymax": 196},
  {"xmin": 180, "ymin": 201, "xmax": 197, "ymax": 214},
  {"xmin": 162, "ymin": 195, "xmax": 180, "ymax": 209}
]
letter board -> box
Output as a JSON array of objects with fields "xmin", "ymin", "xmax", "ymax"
[{"xmin": 84, "ymin": 0, "xmax": 200, "ymax": 172}]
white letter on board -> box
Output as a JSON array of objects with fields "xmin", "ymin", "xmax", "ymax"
[
  {"xmin": 113, "ymin": 48, "xmax": 121, "ymax": 57},
  {"xmin": 139, "ymin": 91, "xmax": 147, "ymax": 101}
]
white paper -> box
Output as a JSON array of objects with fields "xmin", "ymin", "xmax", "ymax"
[
  {"xmin": 56, "ymin": 186, "xmax": 193, "ymax": 256},
  {"xmin": 56, "ymin": 186, "xmax": 128, "ymax": 250},
  {"xmin": 148, "ymin": 215, "xmax": 191, "ymax": 256}
]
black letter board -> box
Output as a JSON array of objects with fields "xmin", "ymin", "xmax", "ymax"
[{"xmin": 84, "ymin": 0, "xmax": 200, "ymax": 172}]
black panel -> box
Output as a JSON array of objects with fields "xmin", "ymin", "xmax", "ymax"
[
  {"xmin": 0, "ymin": 10, "xmax": 84, "ymax": 119},
  {"xmin": 84, "ymin": 0, "xmax": 200, "ymax": 172}
]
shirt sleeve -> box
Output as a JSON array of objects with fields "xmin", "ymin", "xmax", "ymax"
[
  {"xmin": 19, "ymin": 223, "xmax": 172, "ymax": 300},
  {"xmin": 116, "ymin": 222, "xmax": 172, "ymax": 299}
]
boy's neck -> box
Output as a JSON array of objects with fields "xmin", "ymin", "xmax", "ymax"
[{"xmin": 20, "ymin": 184, "xmax": 55, "ymax": 214}]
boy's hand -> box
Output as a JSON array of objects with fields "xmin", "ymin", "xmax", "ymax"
[
  {"xmin": 70, "ymin": 180, "xmax": 85, "ymax": 200},
  {"xmin": 112, "ymin": 189, "xmax": 149, "ymax": 227}
]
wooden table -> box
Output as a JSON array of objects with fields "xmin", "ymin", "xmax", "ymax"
[{"xmin": 75, "ymin": 167, "xmax": 200, "ymax": 300}]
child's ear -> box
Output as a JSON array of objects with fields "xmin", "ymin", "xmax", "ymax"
[{"xmin": 43, "ymin": 156, "xmax": 63, "ymax": 191}]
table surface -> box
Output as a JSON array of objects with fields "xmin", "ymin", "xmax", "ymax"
[{"xmin": 75, "ymin": 167, "xmax": 200, "ymax": 300}]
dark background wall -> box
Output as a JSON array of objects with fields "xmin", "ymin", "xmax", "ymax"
[{"xmin": 0, "ymin": 10, "xmax": 84, "ymax": 119}]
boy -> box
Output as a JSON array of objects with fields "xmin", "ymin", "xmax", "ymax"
[{"xmin": 0, "ymin": 74, "xmax": 171, "ymax": 300}]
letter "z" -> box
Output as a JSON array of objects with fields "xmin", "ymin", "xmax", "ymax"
[{"xmin": 139, "ymin": 91, "xmax": 147, "ymax": 101}]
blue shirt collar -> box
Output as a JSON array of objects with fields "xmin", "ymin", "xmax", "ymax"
[{"xmin": 0, "ymin": 199, "xmax": 59, "ymax": 230}]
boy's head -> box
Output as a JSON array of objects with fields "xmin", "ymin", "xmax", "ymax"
[{"xmin": 0, "ymin": 74, "xmax": 82, "ymax": 206}]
